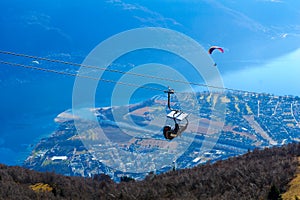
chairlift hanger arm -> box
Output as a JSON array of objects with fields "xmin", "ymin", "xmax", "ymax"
[{"xmin": 164, "ymin": 87, "xmax": 175, "ymax": 110}]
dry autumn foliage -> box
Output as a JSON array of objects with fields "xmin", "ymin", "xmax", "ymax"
[{"xmin": 0, "ymin": 142, "xmax": 300, "ymax": 199}]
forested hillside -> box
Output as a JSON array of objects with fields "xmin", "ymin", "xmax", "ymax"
[{"xmin": 1, "ymin": 143, "xmax": 300, "ymax": 199}]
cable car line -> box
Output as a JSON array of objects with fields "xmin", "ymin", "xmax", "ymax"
[
  {"xmin": 0, "ymin": 59, "xmax": 236, "ymax": 117},
  {"xmin": 0, "ymin": 56, "xmax": 251, "ymax": 139},
  {"xmin": 0, "ymin": 51, "xmax": 280, "ymax": 143},
  {"xmin": 0, "ymin": 50, "xmax": 249, "ymax": 94},
  {"xmin": 0, "ymin": 60, "xmax": 165, "ymax": 92}
]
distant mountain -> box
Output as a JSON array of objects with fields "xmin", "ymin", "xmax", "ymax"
[{"xmin": 2, "ymin": 142, "xmax": 300, "ymax": 199}]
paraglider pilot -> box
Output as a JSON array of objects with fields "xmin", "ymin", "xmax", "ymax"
[{"xmin": 163, "ymin": 123, "xmax": 179, "ymax": 140}]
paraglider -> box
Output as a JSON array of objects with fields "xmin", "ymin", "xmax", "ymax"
[
  {"xmin": 208, "ymin": 46, "xmax": 224, "ymax": 66},
  {"xmin": 208, "ymin": 46, "xmax": 224, "ymax": 54}
]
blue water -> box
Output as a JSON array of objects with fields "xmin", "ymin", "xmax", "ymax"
[
  {"xmin": 223, "ymin": 48, "xmax": 300, "ymax": 97},
  {"xmin": 0, "ymin": 68, "xmax": 74, "ymax": 165}
]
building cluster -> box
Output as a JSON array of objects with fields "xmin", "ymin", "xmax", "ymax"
[{"xmin": 24, "ymin": 92, "xmax": 300, "ymax": 181}]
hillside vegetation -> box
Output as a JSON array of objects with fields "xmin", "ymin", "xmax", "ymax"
[
  {"xmin": 282, "ymin": 157, "xmax": 300, "ymax": 199},
  {"xmin": 1, "ymin": 143, "xmax": 300, "ymax": 199}
]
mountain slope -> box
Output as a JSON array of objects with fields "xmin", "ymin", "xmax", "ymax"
[
  {"xmin": 2, "ymin": 143, "xmax": 300, "ymax": 199},
  {"xmin": 282, "ymin": 156, "xmax": 300, "ymax": 199}
]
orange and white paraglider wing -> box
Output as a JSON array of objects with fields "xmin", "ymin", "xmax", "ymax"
[{"xmin": 208, "ymin": 46, "xmax": 224, "ymax": 54}]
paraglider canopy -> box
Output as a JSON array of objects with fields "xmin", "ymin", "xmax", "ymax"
[{"xmin": 208, "ymin": 46, "xmax": 224, "ymax": 54}]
